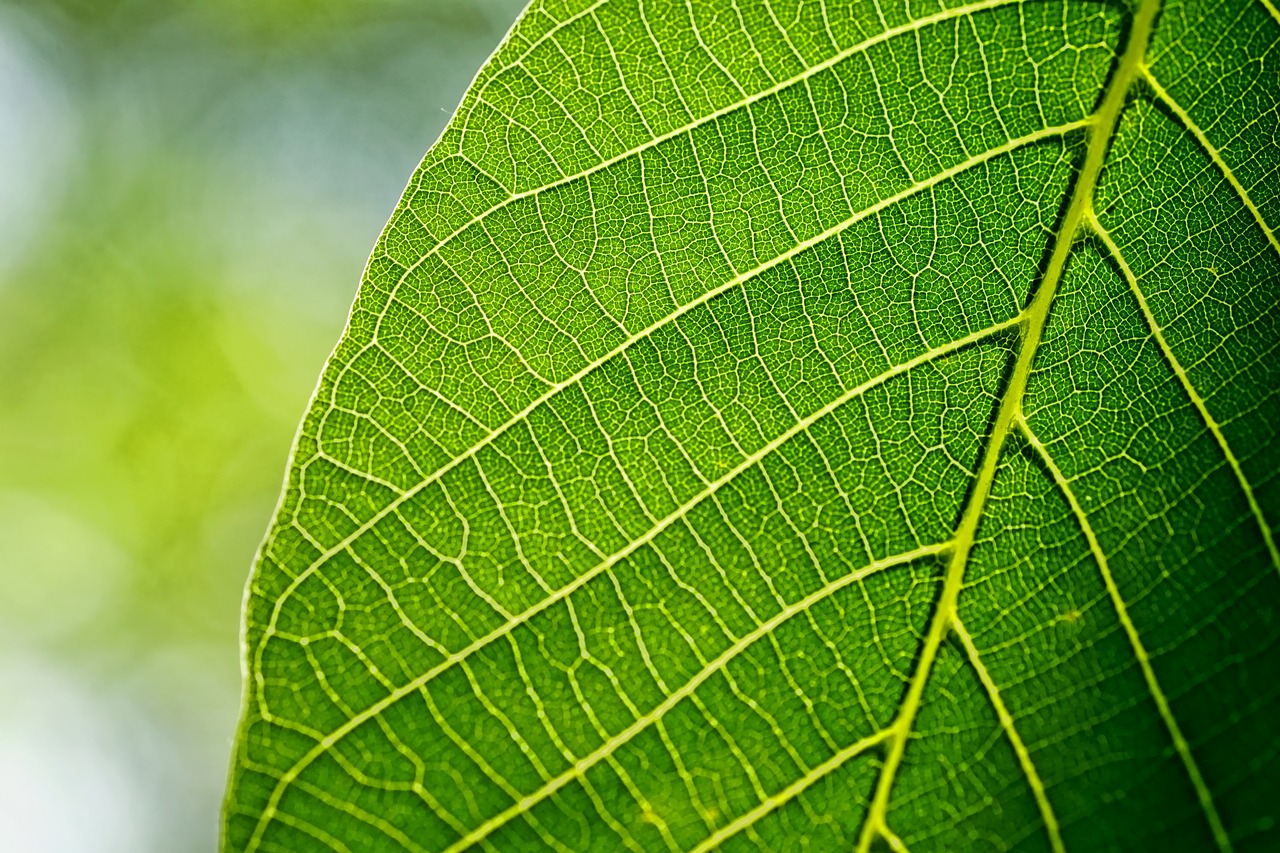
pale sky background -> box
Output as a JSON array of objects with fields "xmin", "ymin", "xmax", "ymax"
[{"xmin": 0, "ymin": 1, "xmax": 525, "ymax": 849}]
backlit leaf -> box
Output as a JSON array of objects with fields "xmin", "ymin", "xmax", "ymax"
[{"xmin": 222, "ymin": 0, "xmax": 1280, "ymax": 849}]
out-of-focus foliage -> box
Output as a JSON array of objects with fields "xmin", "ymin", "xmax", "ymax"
[{"xmin": 0, "ymin": 1, "xmax": 522, "ymax": 850}]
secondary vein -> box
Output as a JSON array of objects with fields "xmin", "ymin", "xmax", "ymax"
[
  {"xmin": 1090, "ymin": 215, "xmax": 1280, "ymax": 578},
  {"xmin": 255, "ymin": 120, "xmax": 1084, "ymax": 705},
  {"xmin": 1018, "ymin": 417, "xmax": 1233, "ymax": 853},
  {"xmin": 1138, "ymin": 66, "xmax": 1280, "ymax": 258}
]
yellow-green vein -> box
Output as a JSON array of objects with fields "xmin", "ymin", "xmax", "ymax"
[
  {"xmin": 1018, "ymin": 416, "xmax": 1233, "ymax": 853},
  {"xmin": 255, "ymin": 119, "xmax": 1084, "ymax": 706},
  {"xmin": 1090, "ymin": 215, "xmax": 1280, "ymax": 577},
  {"xmin": 952, "ymin": 616, "xmax": 1065, "ymax": 853},
  {"xmin": 441, "ymin": 542, "xmax": 948, "ymax": 853},
  {"xmin": 1138, "ymin": 66, "xmax": 1280, "ymax": 258},
  {"xmin": 688, "ymin": 728, "xmax": 897, "ymax": 853}
]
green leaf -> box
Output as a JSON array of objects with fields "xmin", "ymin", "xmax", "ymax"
[{"xmin": 222, "ymin": 0, "xmax": 1280, "ymax": 848}]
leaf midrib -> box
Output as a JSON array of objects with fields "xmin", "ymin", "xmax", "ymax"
[{"xmin": 851, "ymin": 2, "xmax": 1235, "ymax": 852}]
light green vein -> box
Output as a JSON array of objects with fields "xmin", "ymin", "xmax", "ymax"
[
  {"xmin": 855, "ymin": 0, "xmax": 1161, "ymax": 846},
  {"xmin": 1138, "ymin": 66, "xmax": 1280, "ymax": 258},
  {"xmin": 1091, "ymin": 215, "xmax": 1280, "ymax": 577},
  {"xmin": 225, "ymin": 0, "xmax": 1280, "ymax": 846},
  {"xmin": 288, "ymin": 777, "xmax": 431, "ymax": 853},
  {"xmin": 269, "ymin": 811, "xmax": 354, "ymax": 853},
  {"xmin": 243, "ymin": 315, "xmax": 1020, "ymax": 853},
  {"xmin": 1018, "ymin": 416, "xmax": 1233, "ymax": 853},
  {"xmin": 952, "ymin": 616, "xmax": 1065, "ymax": 853}
]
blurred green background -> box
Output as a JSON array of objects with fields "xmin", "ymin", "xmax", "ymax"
[{"xmin": 0, "ymin": 1, "xmax": 523, "ymax": 849}]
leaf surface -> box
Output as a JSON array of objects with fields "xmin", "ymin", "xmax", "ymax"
[{"xmin": 223, "ymin": 0, "xmax": 1280, "ymax": 849}]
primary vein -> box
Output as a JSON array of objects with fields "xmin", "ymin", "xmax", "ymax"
[{"xmin": 854, "ymin": 0, "xmax": 1163, "ymax": 846}]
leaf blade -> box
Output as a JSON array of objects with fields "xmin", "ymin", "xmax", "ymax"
[{"xmin": 223, "ymin": 0, "xmax": 1280, "ymax": 849}]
